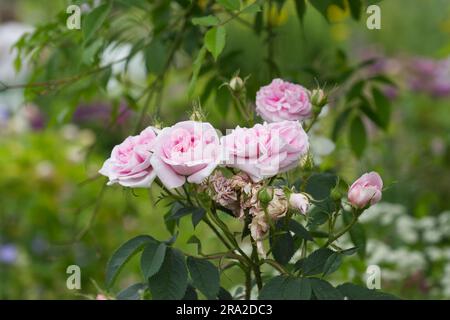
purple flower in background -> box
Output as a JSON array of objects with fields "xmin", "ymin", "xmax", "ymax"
[
  {"xmin": 408, "ymin": 57, "xmax": 450, "ymax": 98},
  {"xmin": 73, "ymin": 102, "xmax": 132, "ymax": 126},
  {"xmin": 0, "ymin": 244, "xmax": 18, "ymax": 265}
]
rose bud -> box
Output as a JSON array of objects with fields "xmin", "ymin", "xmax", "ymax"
[
  {"xmin": 229, "ymin": 76, "xmax": 245, "ymax": 92},
  {"xmin": 289, "ymin": 193, "xmax": 310, "ymax": 215},
  {"xmin": 348, "ymin": 172, "xmax": 383, "ymax": 209}
]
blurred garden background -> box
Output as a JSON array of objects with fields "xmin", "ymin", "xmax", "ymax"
[{"xmin": 0, "ymin": 0, "xmax": 449, "ymax": 299}]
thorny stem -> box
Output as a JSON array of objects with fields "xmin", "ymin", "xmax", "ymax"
[{"xmin": 250, "ymin": 239, "xmax": 263, "ymax": 290}]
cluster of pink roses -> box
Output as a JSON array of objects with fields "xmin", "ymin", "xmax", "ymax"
[
  {"xmin": 99, "ymin": 78, "xmax": 384, "ymax": 256},
  {"xmin": 100, "ymin": 79, "xmax": 313, "ymax": 190}
]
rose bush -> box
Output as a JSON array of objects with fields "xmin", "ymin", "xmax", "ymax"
[{"xmin": 99, "ymin": 78, "xmax": 397, "ymax": 301}]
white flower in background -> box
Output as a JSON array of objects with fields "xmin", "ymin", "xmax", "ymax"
[
  {"xmin": 424, "ymin": 247, "xmax": 444, "ymax": 262},
  {"xmin": 35, "ymin": 161, "xmax": 54, "ymax": 180},
  {"xmin": 360, "ymin": 202, "xmax": 405, "ymax": 224},
  {"xmin": 438, "ymin": 211, "xmax": 450, "ymax": 235},
  {"xmin": 395, "ymin": 215, "xmax": 419, "ymax": 244},
  {"xmin": 441, "ymin": 264, "xmax": 450, "ymax": 298},
  {"xmin": 423, "ymin": 229, "xmax": 442, "ymax": 244},
  {"xmin": 61, "ymin": 124, "xmax": 79, "ymax": 141}
]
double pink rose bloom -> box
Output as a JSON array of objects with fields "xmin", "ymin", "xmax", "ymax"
[
  {"xmin": 221, "ymin": 121, "xmax": 309, "ymax": 182},
  {"xmin": 99, "ymin": 127, "xmax": 159, "ymax": 188},
  {"xmin": 256, "ymin": 78, "xmax": 312, "ymax": 122}
]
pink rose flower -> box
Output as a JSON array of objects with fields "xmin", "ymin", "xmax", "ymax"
[
  {"xmin": 222, "ymin": 121, "xmax": 309, "ymax": 182},
  {"xmin": 99, "ymin": 127, "xmax": 158, "ymax": 188},
  {"xmin": 151, "ymin": 121, "xmax": 221, "ymax": 189},
  {"xmin": 256, "ymin": 78, "xmax": 312, "ymax": 122},
  {"xmin": 348, "ymin": 172, "xmax": 383, "ymax": 209}
]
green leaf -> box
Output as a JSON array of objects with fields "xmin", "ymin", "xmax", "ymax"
[
  {"xmin": 341, "ymin": 246, "xmax": 359, "ymax": 255},
  {"xmin": 215, "ymin": 86, "xmax": 231, "ymax": 117},
  {"xmin": 192, "ymin": 15, "xmax": 220, "ymax": 26},
  {"xmin": 336, "ymin": 283, "xmax": 400, "ymax": 300},
  {"xmin": 187, "ymin": 235, "xmax": 203, "ymax": 255},
  {"xmin": 347, "ymin": 81, "xmax": 365, "ymax": 102},
  {"xmin": 192, "ymin": 208, "xmax": 206, "ymax": 228},
  {"xmin": 343, "ymin": 212, "xmax": 366, "ymax": 258},
  {"xmin": 241, "ymin": 3, "xmax": 261, "ymax": 14},
  {"xmin": 217, "ymin": 0, "xmax": 240, "ymax": 11},
  {"xmin": 148, "ymin": 248, "xmax": 188, "ymax": 300},
  {"xmin": 116, "ymin": 283, "xmax": 147, "ymax": 300},
  {"xmin": 306, "ymin": 207, "xmax": 329, "ymax": 229},
  {"xmin": 302, "ymin": 248, "xmax": 334, "ymax": 276},
  {"xmin": 140, "ymin": 242, "xmax": 167, "ymax": 280},
  {"xmin": 271, "ymin": 231, "xmax": 296, "ymax": 265},
  {"xmin": 349, "ymin": 115, "xmax": 367, "ymax": 158},
  {"xmin": 168, "ymin": 207, "xmax": 197, "ymax": 220},
  {"xmin": 322, "ymin": 252, "xmax": 342, "ymax": 276},
  {"xmin": 305, "ymin": 173, "xmax": 338, "ymax": 201},
  {"xmin": 332, "ymin": 108, "xmax": 352, "ymax": 141},
  {"xmin": 145, "ymin": 39, "xmax": 167, "ymax": 75},
  {"xmin": 348, "ymin": 0, "xmax": 362, "ymax": 20},
  {"xmin": 289, "ymin": 220, "xmax": 313, "ymax": 241},
  {"xmin": 310, "ymin": 278, "xmax": 344, "ymax": 300},
  {"xmin": 105, "ymin": 235, "xmax": 155, "ymax": 288},
  {"xmin": 218, "ymin": 287, "xmax": 233, "ymax": 300},
  {"xmin": 358, "ymin": 97, "xmax": 384, "ymax": 128},
  {"xmin": 83, "ymin": 3, "xmax": 111, "ymax": 43},
  {"xmin": 259, "ymin": 276, "xmax": 311, "ymax": 300},
  {"xmin": 349, "ymin": 223, "xmax": 366, "ymax": 258},
  {"xmin": 187, "ymin": 257, "xmax": 220, "ymax": 299},
  {"xmin": 205, "ymin": 26, "xmax": 227, "ymax": 61},
  {"xmin": 369, "ymin": 75, "xmax": 396, "ymax": 86},
  {"xmin": 372, "ymin": 87, "xmax": 391, "ymax": 129},
  {"xmin": 188, "ymin": 46, "xmax": 207, "ymax": 98},
  {"xmin": 114, "ymin": 0, "xmax": 148, "ymax": 10},
  {"xmin": 182, "ymin": 284, "xmax": 198, "ymax": 300},
  {"xmin": 294, "ymin": 0, "xmax": 307, "ymax": 26},
  {"xmin": 254, "ymin": 11, "xmax": 263, "ymax": 34}
]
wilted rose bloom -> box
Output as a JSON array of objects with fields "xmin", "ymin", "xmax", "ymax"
[
  {"xmin": 209, "ymin": 171, "xmax": 239, "ymax": 213},
  {"xmin": 256, "ymin": 78, "xmax": 312, "ymax": 122},
  {"xmin": 249, "ymin": 213, "xmax": 269, "ymax": 257},
  {"xmin": 348, "ymin": 172, "xmax": 383, "ymax": 209},
  {"xmin": 262, "ymin": 188, "xmax": 289, "ymax": 219},
  {"xmin": 289, "ymin": 193, "xmax": 310, "ymax": 215},
  {"xmin": 151, "ymin": 121, "xmax": 221, "ymax": 189},
  {"xmin": 222, "ymin": 121, "xmax": 309, "ymax": 182},
  {"xmin": 99, "ymin": 126, "xmax": 158, "ymax": 187}
]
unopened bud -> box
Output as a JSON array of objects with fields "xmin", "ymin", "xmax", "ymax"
[
  {"xmin": 229, "ymin": 76, "xmax": 244, "ymax": 92},
  {"xmin": 331, "ymin": 188, "xmax": 342, "ymax": 201},
  {"xmin": 258, "ymin": 187, "xmax": 273, "ymax": 207},
  {"xmin": 311, "ymin": 89, "xmax": 327, "ymax": 108}
]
